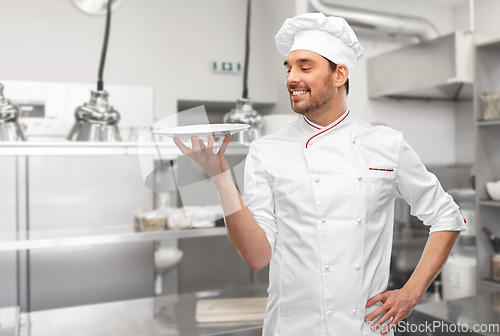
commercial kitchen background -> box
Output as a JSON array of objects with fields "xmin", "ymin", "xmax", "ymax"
[{"xmin": 0, "ymin": 0, "xmax": 496, "ymax": 323}]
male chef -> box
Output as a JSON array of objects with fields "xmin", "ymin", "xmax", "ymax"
[{"xmin": 173, "ymin": 12, "xmax": 467, "ymax": 336}]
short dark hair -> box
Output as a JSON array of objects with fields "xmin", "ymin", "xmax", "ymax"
[{"xmin": 326, "ymin": 59, "xmax": 349, "ymax": 96}]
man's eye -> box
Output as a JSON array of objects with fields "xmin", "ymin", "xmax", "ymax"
[
  {"xmin": 302, "ymin": 68, "xmax": 311, "ymax": 71},
  {"xmin": 286, "ymin": 69, "xmax": 291, "ymax": 74}
]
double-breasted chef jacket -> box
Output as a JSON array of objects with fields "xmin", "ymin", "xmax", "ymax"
[{"xmin": 241, "ymin": 108, "xmax": 467, "ymax": 336}]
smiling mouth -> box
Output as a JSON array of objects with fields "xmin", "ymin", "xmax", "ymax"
[{"xmin": 291, "ymin": 90, "xmax": 309, "ymax": 100}]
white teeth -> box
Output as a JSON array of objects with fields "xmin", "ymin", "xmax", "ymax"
[{"xmin": 292, "ymin": 90, "xmax": 307, "ymax": 96}]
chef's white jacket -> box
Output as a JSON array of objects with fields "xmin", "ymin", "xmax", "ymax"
[{"xmin": 242, "ymin": 108, "xmax": 467, "ymax": 336}]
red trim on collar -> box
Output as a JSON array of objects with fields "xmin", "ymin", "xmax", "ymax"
[
  {"xmin": 303, "ymin": 116, "xmax": 321, "ymax": 130},
  {"xmin": 305, "ymin": 110, "xmax": 350, "ymax": 149}
]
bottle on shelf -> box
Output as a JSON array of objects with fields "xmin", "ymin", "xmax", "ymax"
[{"xmin": 483, "ymin": 227, "xmax": 500, "ymax": 281}]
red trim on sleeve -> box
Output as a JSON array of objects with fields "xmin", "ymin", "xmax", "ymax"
[{"xmin": 459, "ymin": 209, "xmax": 466, "ymax": 224}]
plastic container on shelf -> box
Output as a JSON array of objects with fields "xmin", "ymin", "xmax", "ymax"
[
  {"xmin": 443, "ymin": 188, "xmax": 477, "ymax": 299},
  {"xmin": 493, "ymin": 254, "xmax": 500, "ymax": 282}
]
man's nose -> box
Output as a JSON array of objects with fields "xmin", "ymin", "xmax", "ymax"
[{"xmin": 286, "ymin": 68, "xmax": 301, "ymax": 87}]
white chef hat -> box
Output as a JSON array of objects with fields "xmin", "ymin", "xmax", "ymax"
[{"xmin": 275, "ymin": 12, "xmax": 364, "ymax": 78}]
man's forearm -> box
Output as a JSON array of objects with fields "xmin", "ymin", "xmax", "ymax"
[
  {"xmin": 211, "ymin": 170, "xmax": 272, "ymax": 270},
  {"xmin": 403, "ymin": 230, "xmax": 461, "ymax": 301}
]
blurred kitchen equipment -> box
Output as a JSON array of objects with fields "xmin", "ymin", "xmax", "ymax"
[
  {"xmin": 313, "ymin": 3, "xmax": 478, "ymax": 100},
  {"xmin": 368, "ymin": 31, "xmax": 474, "ymax": 101},
  {"xmin": 0, "ymin": 306, "xmax": 19, "ymax": 336},
  {"xmin": 486, "ymin": 181, "xmax": 500, "ymax": 201},
  {"xmin": 223, "ymin": 0, "xmax": 263, "ymax": 143},
  {"xmin": 133, "ymin": 206, "xmax": 185, "ymax": 232},
  {"xmin": 195, "ymin": 297, "xmax": 267, "ymax": 323},
  {"xmin": 154, "ymin": 240, "xmax": 183, "ymax": 296},
  {"xmin": 72, "ymin": 0, "xmax": 123, "ymax": 15},
  {"xmin": 128, "ymin": 126, "xmax": 139, "ymax": 141},
  {"xmin": 262, "ymin": 114, "xmax": 299, "ymax": 135},
  {"xmin": 493, "ymin": 254, "xmax": 500, "ymax": 282},
  {"xmin": 482, "ymin": 227, "xmax": 500, "ymax": 281},
  {"xmin": 0, "ymin": 83, "xmax": 26, "ymax": 141},
  {"xmin": 224, "ymin": 98, "xmax": 262, "ymax": 143},
  {"xmin": 480, "ymin": 91, "xmax": 500, "ymax": 120},
  {"xmin": 427, "ymin": 280, "xmax": 442, "ymax": 302},
  {"xmin": 442, "ymin": 188, "xmax": 477, "ymax": 300},
  {"xmin": 0, "ymin": 80, "xmax": 152, "ymax": 139},
  {"xmin": 309, "ymin": 0, "xmax": 439, "ymax": 42},
  {"xmin": 483, "ymin": 227, "xmax": 500, "ymax": 254},
  {"xmin": 469, "ymin": 165, "xmax": 475, "ymax": 190},
  {"xmin": 67, "ymin": 0, "xmax": 122, "ymax": 142},
  {"xmin": 186, "ymin": 205, "xmax": 223, "ymax": 228},
  {"xmin": 67, "ymin": 90, "xmax": 121, "ymax": 141},
  {"xmin": 133, "ymin": 205, "xmax": 223, "ymax": 232},
  {"xmin": 442, "ymin": 255, "xmax": 476, "ymax": 300},
  {"xmin": 133, "ymin": 209, "xmax": 166, "ymax": 232}
]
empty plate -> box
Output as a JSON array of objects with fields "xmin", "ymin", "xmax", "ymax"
[{"xmin": 151, "ymin": 124, "xmax": 250, "ymax": 141}]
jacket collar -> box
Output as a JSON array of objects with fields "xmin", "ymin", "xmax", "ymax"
[{"xmin": 299, "ymin": 108, "xmax": 351, "ymax": 148}]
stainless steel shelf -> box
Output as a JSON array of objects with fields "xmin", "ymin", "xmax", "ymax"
[
  {"xmin": 0, "ymin": 142, "xmax": 250, "ymax": 156},
  {"xmin": 479, "ymin": 200, "xmax": 500, "ymax": 207},
  {"xmin": 476, "ymin": 35, "xmax": 500, "ymax": 49},
  {"xmin": 0, "ymin": 225, "xmax": 227, "ymax": 251},
  {"xmin": 480, "ymin": 278, "xmax": 500, "ymax": 292},
  {"xmin": 477, "ymin": 120, "xmax": 500, "ymax": 126}
]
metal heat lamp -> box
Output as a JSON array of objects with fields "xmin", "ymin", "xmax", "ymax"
[
  {"xmin": 0, "ymin": 83, "xmax": 27, "ymax": 142},
  {"xmin": 67, "ymin": 0, "xmax": 122, "ymax": 142},
  {"xmin": 223, "ymin": 0, "xmax": 262, "ymax": 143},
  {"xmin": 67, "ymin": 90, "xmax": 121, "ymax": 141}
]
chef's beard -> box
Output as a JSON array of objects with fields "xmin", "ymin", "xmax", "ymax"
[{"xmin": 290, "ymin": 75, "xmax": 334, "ymax": 115}]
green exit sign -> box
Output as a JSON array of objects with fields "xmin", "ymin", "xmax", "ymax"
[{"xmin": 213, "ymin": 61, "xmax": 242, "ymax": 74}]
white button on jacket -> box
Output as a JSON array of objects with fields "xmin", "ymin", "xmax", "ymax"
[{"xmin": 242, "ymin": 109, "xmax": 467, "ymax": 336}]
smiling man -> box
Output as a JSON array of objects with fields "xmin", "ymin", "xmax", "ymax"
[
  {"xmin": 174, "ymin": 12, "xmax": 468, "ymax": 336},
  {"xmin": 285, "ymin": 54, "xmax": 341, "ymax": 115},
  {"xmin": 242, "ymin": 12, "xmax": 467, "ymax": 336}
]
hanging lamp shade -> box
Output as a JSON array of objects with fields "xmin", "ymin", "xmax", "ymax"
[
  {"xmin": 67, "ymin": 90, "xmax": 121, "ymax": 141},
  {"xmin": 67, "ymin": 0, "xmax": 122, "ymax": 142},
  {"xmin": 0, "ymin": 83, "xmax": 27, "ymax": 142},
  {"xmin": 72, "ymin": 0, "xmax": 124, "ymax": 15}
]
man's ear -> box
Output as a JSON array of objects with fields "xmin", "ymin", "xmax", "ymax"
[{"xmin": 335, "ymin": 64, "xmax": 349, "ymax": 88}]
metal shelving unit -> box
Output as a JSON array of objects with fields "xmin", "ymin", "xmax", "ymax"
[
  {"xmin": 0, "ymin": 141, "xmax": 250, "ymax": 156},
  {"xmin": 474, "ymin": 36, "xmax": 500, "ymax": 293},
  {"xmin": 0, "ymin": 140, "xmax": 248, "ymax": 312},
  {"xmin": 0, "ymin": 226, "xmax": 227, "ymax": 252},
  {"xmin": 478, "ymin": 200, "xmax": 500, "ymax": 207},
  {"xmin": 0, "ymin": 141, "xmax": 248, "ymax": 252}
]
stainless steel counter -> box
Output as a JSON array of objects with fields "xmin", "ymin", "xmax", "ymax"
[
  {"xmin": 18, "ymin": 285, "xmax": 267, "ymax": 336},
  {"xmin": 408, "ymin": 292, "xmax": 500, "ymax": 336}
]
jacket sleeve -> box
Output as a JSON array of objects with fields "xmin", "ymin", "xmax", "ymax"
[
  {"xmin": 242, "ymin": 141, "xmax": 278, "ymax": 253},
  {"xmin": 393, "ymin": 132, "xmax": 467, "ymax": 234}
]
